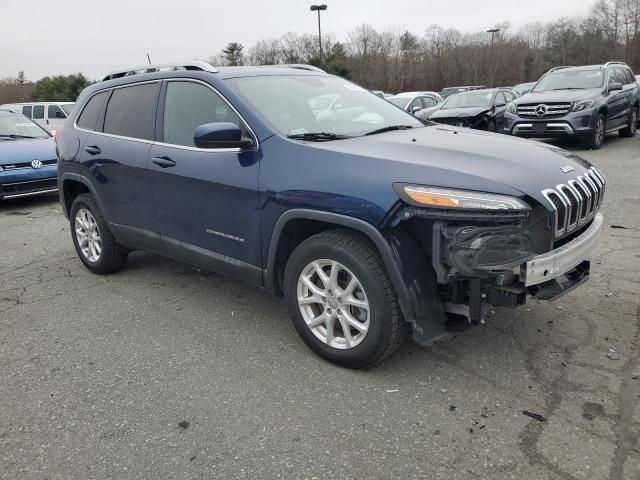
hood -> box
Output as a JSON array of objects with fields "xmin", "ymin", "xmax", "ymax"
[
  {"xmin": 429, "ymin": 106, "xmax": 490, "ymax": 119},
  {"xmin": 0, "ymin": 137, "xmax": 56, "ymax": 165},
  {"xmin": 310, "ymin": 125, "xmax": 592, "ymax": 209},
  {"xmin": 415, "ymin": 106, "xmax": 441, "ymax": 120},
  {"xmin": 516, "ymin": 88, "xmax": 601, "ymax": 104}
]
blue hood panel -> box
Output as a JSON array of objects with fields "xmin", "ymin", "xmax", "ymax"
[{"xmin": 0, "ymin": 138, "xmax": 57, "ymax": 165}]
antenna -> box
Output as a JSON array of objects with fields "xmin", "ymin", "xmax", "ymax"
[{"xmin": 146, "ymin": 53, "xmax": 152, "ymax": 65}]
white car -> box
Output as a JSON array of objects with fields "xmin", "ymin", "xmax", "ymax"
[
  {"xmin": 0, "ymin": 102, "xmax": 74, "ymax": 133},
  {"xmin": 387, "ymin": 91, "xmax": 442, "ymax": 114}
]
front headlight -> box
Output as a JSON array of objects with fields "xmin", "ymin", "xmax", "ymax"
[
  {"xmin": 402, "ymin": 186, "xmax": 530, "ymax": 210},
  {"xmin": 572, "ymin": 100, "xmax": 595, "ymax": 112},
  {"xmin": 507, "ymin": 102, "xmax": 517, "ymax": 114}
]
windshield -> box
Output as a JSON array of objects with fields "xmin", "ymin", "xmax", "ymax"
[
  {"xmin": 533, "ymin": 69, "xmax": 604, "ymax": 91},
  {"xmin": 0, "ymin": 115, "xmax": 49, "ymax": 139},
  {"xmin": 441, "ymin": 91, "xmax": 493, "ymax": 109},
  {"xmin": 60, "ymin": 104, "xmax": 74, "ymax": 115},
  {"xmin": 226, "ymin": 75, "xmax": 422, "ymax": 137},
  {"xmin": 387, "ymin": 97, "xmax": 410, "ymax": 109}
]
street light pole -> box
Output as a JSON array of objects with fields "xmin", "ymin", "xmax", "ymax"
[
  {"xmin": 310, "ymin": 4, "xmax": 328, "ymax": 64},
  {"xmin": 486, "ymin": 28, "xmax": 500, "ymax": 87},
  {"xmin": 487, "ymin": 28, "xmax": 500, "ymax": 49}
]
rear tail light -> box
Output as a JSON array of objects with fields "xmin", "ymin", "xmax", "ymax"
[{"xmin": 53, "ymin": 129, "xmax": 61, "ymax": 143}]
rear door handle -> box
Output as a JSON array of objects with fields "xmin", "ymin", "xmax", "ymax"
[
  {"xmin": 84, "ymin": 145, "xmax": 101, "ymax": 155},
  {"xmin": 151, "ymin": 156, "xmax": 176, "ymax": 168}
]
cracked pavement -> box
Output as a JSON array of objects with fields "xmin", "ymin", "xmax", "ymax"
[{"xmin": 1, "ymin": 135, "xmax": 639, "ymax": 479}]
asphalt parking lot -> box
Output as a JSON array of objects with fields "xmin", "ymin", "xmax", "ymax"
[{"xmin": 1, "ymin": 135, "xmax": 639, "ymax": 480}]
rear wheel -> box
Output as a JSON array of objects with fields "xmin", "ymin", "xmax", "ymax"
[
  {"xmin": 283, "ymin": 229, "xmax": 407, "ymax": 368},
  {"xmin": 70, "ymin": 193, "xmax": 128, "ymax": 274},
  {"xmin": 619, "ymin": 107, "xmax": 638, "ymax": 138},
  {"xmin": 582, "ymin": 114, "xmax": 606, "ymax": 150}
]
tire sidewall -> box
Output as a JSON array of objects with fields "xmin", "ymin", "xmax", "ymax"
[
  {"xmin": 69, "ymin": 194, "xmax": 111, "ymax": 273},
  {"xmin": 284, "ymin": 237, "xmax": 394, "ymax": 367}
]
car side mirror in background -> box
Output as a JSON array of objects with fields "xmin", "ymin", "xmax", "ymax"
[
  {"xmin": 193, "ymin": 122, "xmax": 253, "ymax": 149},
  {"xmin": 609, "ymin": 81, "xmax": 623, "ymax": 92},
  {"xmin": 495, "ymin": 102, "xmax": 506, "ymax": 108},
  {"xmin": 55, "ymin": 111, "xmax": 66, "ymax": 118},
  {"xmin": 411, "ymin": 106, "xmax": 422, "ymax": 114}
]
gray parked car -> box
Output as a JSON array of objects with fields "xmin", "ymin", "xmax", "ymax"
[{"xmin": 504, "ymin": 62, "xmax": 639, "ymax": 149}]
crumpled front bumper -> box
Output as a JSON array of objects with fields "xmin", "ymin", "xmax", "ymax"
[{"xmin": 523, "ymin": 213, "xmax": 604, "ymax": 286}]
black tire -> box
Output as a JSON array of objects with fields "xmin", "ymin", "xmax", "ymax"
[
  {"xmin": 283, "ymin": 229, "xmax": 407, "ymax": 369},
  {"xmin": 619, "ymin": 107, "xmax": 638, "ymax": 138},
  {"xmin": 486, "ymin": 119, "xmax": 496, "ymax": 132},
  {"xmin": 582, "ymin": 113, "xmax": 606, "ymax": 150},
  {"xmin": 69, "ymin": 193, "xmax": 128, "ymax": 274}
]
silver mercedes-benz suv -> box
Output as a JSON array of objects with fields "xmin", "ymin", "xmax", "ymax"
[{"xmin": 504, "ymin": 62, "xmax": 639, "ymax": 149}]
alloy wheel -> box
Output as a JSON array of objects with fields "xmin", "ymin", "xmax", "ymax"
[
  {"xmin": 75, "ymin": 208, "xmax": 102, "ymax": 263},
  {"xmin": 296, "ymin": 259, "xmax": 370, "ymax": 350},
  {"xmin": 595, "ymin": 118, "xmax": 605, "ymax": 146}
]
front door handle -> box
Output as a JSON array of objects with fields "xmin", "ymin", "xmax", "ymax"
[
  {"xmin": 151, "ymin": 156, "xmax": 176, "ymax": 168},
  {"xmin": 84, "ymin": 145, "xmax": 101, "ymax": 155}
]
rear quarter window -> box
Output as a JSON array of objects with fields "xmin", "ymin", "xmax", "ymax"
[
  {"xmin": 103, "ymin": 82, "xmax": 160, "ymax": 140},
  {"xmin": 76, "ymin": 91, "xmax": 108, "ymax": 131}
]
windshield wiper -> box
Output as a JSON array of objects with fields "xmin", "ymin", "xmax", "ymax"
[
  {"xmin": 0, "ymin": 134, "xmax": 40, "ymax": 139},
  {"xmin": 364, "ymin": 125, "xmax": 415, "ymax": 136},
  {"xmin": 287, "ymin": 132, "xmax": 352, "ymax": 142},
  {"xmin": 550, "ymin": 88, "xmax": 586, "ymax": 91}
]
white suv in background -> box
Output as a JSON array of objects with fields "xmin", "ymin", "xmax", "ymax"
[{"xmin": 0, "ymin": 102, "xmax": 74, "ymax": 133}]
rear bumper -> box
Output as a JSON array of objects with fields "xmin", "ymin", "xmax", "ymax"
[{"xmin": 524, "ymin": 213, "xmax": 604, "ymax": 286}]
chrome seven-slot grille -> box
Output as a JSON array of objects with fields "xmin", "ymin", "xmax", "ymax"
[
  {"xmin": 517, "ymin": 103, "xmax": 572, "ymax": 118},
  {"xmin": 542, "ymin": 167, "xmax": 605, "ymax": 237}
]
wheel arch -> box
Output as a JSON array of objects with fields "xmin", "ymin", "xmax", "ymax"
[
  {"xmin": 60, "ymin": 173, "xmax": 102, "ymax": 219},
  {"xmin": 265, "ymin": 209, "xmax": 447, "ymax": 343}
]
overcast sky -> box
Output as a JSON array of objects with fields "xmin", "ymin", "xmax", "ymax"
[{"xmin": 2, "ymin": 0, "xmax": 591, "ymax": 80}]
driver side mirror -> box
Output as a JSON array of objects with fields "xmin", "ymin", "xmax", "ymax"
[
  {"xmin": 55, "ymin": 111, "xmax": 66, "ymax": 118},
  {"xmin": 193, "ymin": 122, "xmax": 253, "ymax": 149},
  {"xmin": 495, "ymin": 102, "xmax": 506, "ymax": 108},
  {"xmin": 411, "ymin": 106, "xmax": 422, "ymax": 114},
  {"xmin": 609, "ymin": 81, "xmax": 623, "ymax": 92}
]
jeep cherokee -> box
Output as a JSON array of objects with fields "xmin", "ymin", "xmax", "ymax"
[
  {"xmin": 57, "ymin": 62, "xmax": 606, "ymax": 368},
  {"xmin": 504, "ymin": 62, "xmax": 639, "ymax": 149}
]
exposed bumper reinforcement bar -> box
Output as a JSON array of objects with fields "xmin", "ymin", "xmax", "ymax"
[{"xmin": 524, "ymin": 213, "xmax": 603, "ymax": 286}]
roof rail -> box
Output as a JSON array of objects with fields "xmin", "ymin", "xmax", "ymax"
[
  {"xmin": 102, "ymin": 61, "xmax": 218, "ymax": 81},
  {"xmin": 547, "ymin": 66, "xmax": 573, "ymax": 73},
  {"xmin": 602, "ymin": 61, "xmax": 627, "ymax": 69},
  {"xmin": 277, "ymin": 64, "xmax": 326, "ymax": 73}
]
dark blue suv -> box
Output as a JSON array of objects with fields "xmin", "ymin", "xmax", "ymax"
[{"xmin": 57, "ymin": 62, "xmax": 606, "ymax": 368}]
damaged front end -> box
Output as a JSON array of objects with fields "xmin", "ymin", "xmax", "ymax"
[{"xmin": 384, "ymin": 190, "xmax": 599, "ymax": 343}]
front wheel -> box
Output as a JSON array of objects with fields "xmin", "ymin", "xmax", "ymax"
[
  {"xmin": 582, "ymin": 114, "xmax": 606, "ymax": 150},
  {"xmin": 283, "ymin": 230, "xmax": 407, "ymax": 368}
]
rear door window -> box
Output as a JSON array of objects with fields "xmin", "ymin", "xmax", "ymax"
[
  {"xmin": 76, "ymin": 91, "xmax": 108, "ymax": 131},
  {"xmin": 22, "ymin": 105, "xmax": 32, "ymax": 118},
  {"xmin": 103, "ymin": 82, "xmax": 160, "ymax": 140},
  {"xmin": 32, "ymin": 105, "xmax": 44, "ymax": 119},
  {"xmin": 161, "ymin": 80, "xmax": 242, "ymax": 147}
]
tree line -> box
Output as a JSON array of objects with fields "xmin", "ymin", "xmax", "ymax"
[
  {"xmin": 1, "ymin": 0, "xmax": 638, "ymax": 103},
  {"xmin": 0, "ymin": 73, "xmax": 91, "ymax": 105},
  {"xmin": 214, "ymin": 0, "xmax": 640, "ymax": 93}
]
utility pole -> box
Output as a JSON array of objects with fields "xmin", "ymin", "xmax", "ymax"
[{"xmin": 310, "ymin": 4, "xmax": 328, "ymax": 64}]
